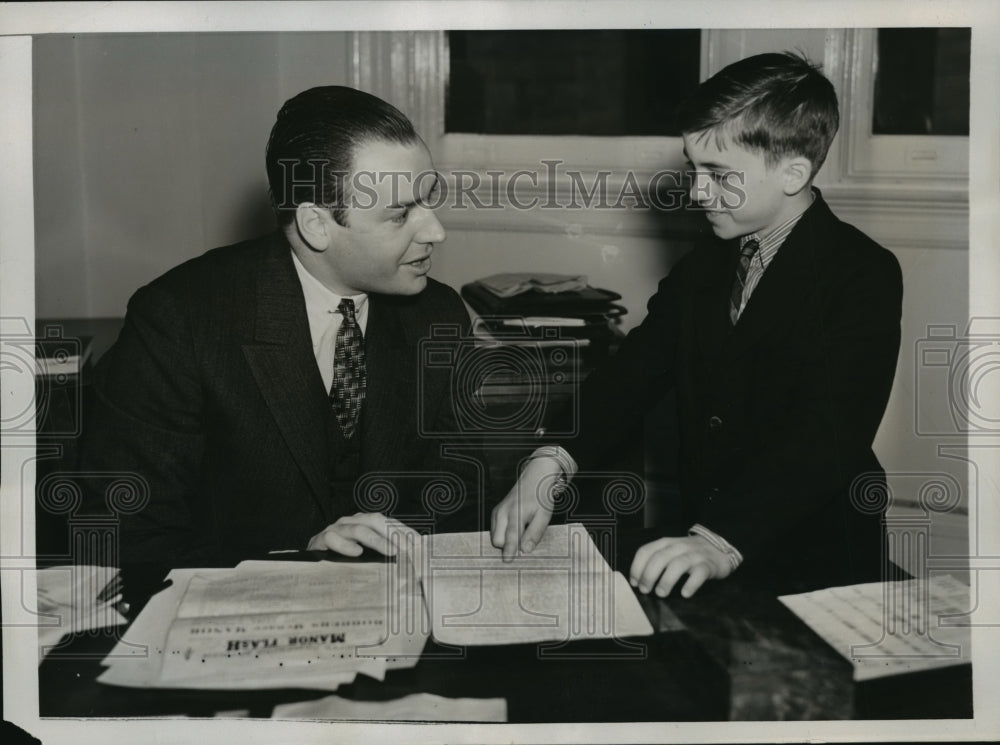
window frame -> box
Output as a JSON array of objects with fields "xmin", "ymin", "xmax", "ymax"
[
  {"xmin": 351, "ymin": 28, "xmax": 969, "ymax": 246},
  {"xmin": 836, "ymin": 27, "xmax": 969, "ymax": 183}
]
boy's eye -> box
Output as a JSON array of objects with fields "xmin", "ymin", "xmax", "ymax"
[
  {"xmin": 390, "ymin": 209, "xmax": 409, "ymax": 224},
  {"xmin": 689, "ymin": 169, "xmax": 721, "ymax": 184}
]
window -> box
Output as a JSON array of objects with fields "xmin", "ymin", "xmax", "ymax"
[
  {"xmin": 832, "ymin": 27, "xmax": 969, "ymax": 183},
  {"xmin": 446, "ymin": 30, "xmax": 701, "ymax": 137},
  {"xmin": 873, "ymin": 28, "xmax": 970, "ymax": 136}
]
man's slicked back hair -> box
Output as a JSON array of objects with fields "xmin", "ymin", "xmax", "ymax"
[
  {"xmin": 677, "ymin": 52, "xmax": 840, "ymax": 177},
  {"xmin": 265, "ymin": 86, "xmax": 419, "ymax": 226}
]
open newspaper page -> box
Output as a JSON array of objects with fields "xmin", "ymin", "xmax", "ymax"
[{"xmin": 101, "ymin": 559, "xmax": 428, "ymax": 690}]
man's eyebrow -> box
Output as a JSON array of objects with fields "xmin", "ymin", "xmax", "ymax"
[{"xmin": 387, "ymin": 173, "xmax": 439, "ymax": 210}]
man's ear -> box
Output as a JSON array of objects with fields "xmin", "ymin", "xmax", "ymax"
[
  {"xmin": 781, "ymin": 157, "xmax": 813, "ymax": 196},
  {"xmin": 294, "ymin": 203, "xmax": 334, "ymax": 251}
]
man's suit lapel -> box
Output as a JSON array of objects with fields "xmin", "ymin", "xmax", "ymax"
[
  {"xmin": 362, "ymin": 296, "xmax": 417, "ymax": 472},
  {"xmin": 241, "ymin": 236, "xmax": 333, "ymax": 518}
]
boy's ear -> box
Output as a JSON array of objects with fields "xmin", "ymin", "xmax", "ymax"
[
  {"xmin": 294, "ymin": 203, "xmax": 334, "ymax": 252},
  {"xmin": 781, "ymin": 157, "xmax": 813, "ymax": 195}
]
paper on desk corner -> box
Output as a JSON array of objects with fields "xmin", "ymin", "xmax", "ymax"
[
  {"xmin": 272, "ymin": 692, "xmax": 508, "ymax": 722},
  {"xmin": 36, "ymin": 565, "xmax": 120, "ymax": 607},
  {"xmin": 36, "ymin": 565, "xmax": 128, "ymax": 662},
  {"xmin": 778, "ymin": 575, "xmax": 972, "ymax": 681}
]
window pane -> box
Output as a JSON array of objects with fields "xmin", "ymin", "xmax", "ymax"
[
  {"xmin": 873, "ymin": 28, "xmax": 970, "ymax": 136},
  {"xmin": 446, "ymin": 30, "xmax": 701, "ymax": 136}
]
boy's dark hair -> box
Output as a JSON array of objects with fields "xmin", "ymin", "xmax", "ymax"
[
  {"xmin": 677, "ymin": 52, "xmax": 839, "ymax": 178},
  {"xmin": 265, "ymin": 86, "xmax": 419, "ymax": 227}
]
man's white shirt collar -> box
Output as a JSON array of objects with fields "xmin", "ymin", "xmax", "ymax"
[
  {"xmin": 291, "ymin": 249, "xmax": 369, "ymax": 342},
  {"xmin": 290, "ymin": 250, "xmax": 369, "ymax": 392}
]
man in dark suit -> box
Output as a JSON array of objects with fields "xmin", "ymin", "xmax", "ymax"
[
  {"xmin": 492, "ymin": 52, "xmax": 903, "ymax": 595},
  {"xmin": 80, "ymin": 87, "xmax": 480, "ymax": 566}
]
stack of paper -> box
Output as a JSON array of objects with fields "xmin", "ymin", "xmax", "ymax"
[
  {"xmin": 478, "ymin": 272, "xmax": 589, "ymax": 298},
  {"xmin": 272, "ymin": 692, "xmax": 508, "ymax": 721},
  {"xmin": 36, "ymin": 565, "xmax": 127, "ymax": 661},
  {"xmin": 99, "ymin": 560, "xmax": 428, "ymax": 690},
  {"xmin": 418, "ymin": 523, "xmax": 653, "ymax": 646},
  {"xmin": 779, "ymin": 574, "xmax": 972, "ymax": 680}
]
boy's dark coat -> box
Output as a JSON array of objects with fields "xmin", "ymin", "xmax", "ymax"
[{"xmin": 564, "ymin": 191, "xmax": 903, "ymax": 588}]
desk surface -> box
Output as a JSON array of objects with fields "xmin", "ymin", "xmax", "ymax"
[
  {"xmin": 31, "ymin": 319, "xmax": 974, "ymax": 721},
  {"xmin": 37, "ymin": 562, "xmax": 973, "ymax": 722}
]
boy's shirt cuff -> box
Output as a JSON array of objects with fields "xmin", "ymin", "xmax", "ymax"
[
  {"xmin": 525, "ymin": 449, "xmax": 743, "ymax": 573},
  {"xmin": 689, "ymin": 523, "xmax": 744, "ymax": 571},
  {"xmin": 529, "ymin": 444, "xmax": 579, "ymax": 479}
]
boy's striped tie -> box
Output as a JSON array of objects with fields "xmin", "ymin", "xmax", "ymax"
[{"xmin": 730, "ymin": 238, "xmax": 760, "ymax": 324}]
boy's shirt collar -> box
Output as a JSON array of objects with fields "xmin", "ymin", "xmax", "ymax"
[{"xmin": 739, "ymin": 189, "xmax": 817, "ymax": 268}]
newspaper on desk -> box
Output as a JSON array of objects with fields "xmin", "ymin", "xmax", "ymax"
[
  {"xmin": 778, "ymin": 574, "xmax": 972, "ymax": 681},
  {"xmin": 418, "ymin": 523, "xmax": 653, "ymax": 646},
  {"xmin": 100, "ymin": 523, "xmax": 652, "ymax": 691},
  {"xmin": 99, "ymin": 559, "xmax": 428, "ymax": 690}
]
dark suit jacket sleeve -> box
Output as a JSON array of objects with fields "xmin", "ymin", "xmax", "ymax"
[
  {"xmin": 416, "ymin": 287, "xmax": 493, "ymax": 532},
  {"xmin": 701, "ymin": 246, "xmax": 902, "ymax": 559},
  {"xmin": 554, "ymin": 261, "xmax": 686, "ymax": 471},
  {"xmin": 79, "ymin": 279, "xmax": 213, "ymax": 565}
]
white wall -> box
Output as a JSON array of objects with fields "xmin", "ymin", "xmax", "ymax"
[{"xmin": 33, "ymin": 33, "xmax": 353, "ymax": 318}]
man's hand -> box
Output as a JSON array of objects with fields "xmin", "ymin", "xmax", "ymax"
[
  {"xmin": 629, "ymin": 535, "xmax": 735, "ymax": 598},
  {"xmin": 307, "ymin": 512, "xmax": 418, "ymax": 557},
  {"xmin": 490, "ymin": 457, "xmax": 563, "ymax": 561}
]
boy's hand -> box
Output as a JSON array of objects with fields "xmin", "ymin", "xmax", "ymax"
[
  {"xmin": 629, "ymin": 535, "xmax": 734, "ymax": 598},
  {"xmin": 307, "ymin": 512, "xmax": 419, "ymax": 557},
  {"xmin": 490, "ymin": 457, "xmax": 563, "ymax": 561}
]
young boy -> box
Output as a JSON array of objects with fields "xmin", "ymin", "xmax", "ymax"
[{"xmin": 491, "ymin": 52, "xmax": 903, "ymax": 596}]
